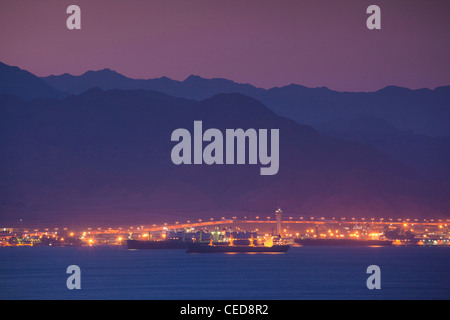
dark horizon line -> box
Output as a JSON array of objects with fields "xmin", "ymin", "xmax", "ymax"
[
  {"xmin": 42, "ymin": 68, "xmax": 450, "ymax": 94},
  {"xmin": 3, "ymin": 61, "xmax": 449, "ymax": 94}
]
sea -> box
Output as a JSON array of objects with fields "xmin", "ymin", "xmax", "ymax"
[{"xmin": 0, "ymin": 245, "xmax": 449, "ymax": 300}]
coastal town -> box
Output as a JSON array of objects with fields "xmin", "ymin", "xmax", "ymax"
[{"xmin": 2, "ymin": 212, "xmax": 449, "ymax": 248}]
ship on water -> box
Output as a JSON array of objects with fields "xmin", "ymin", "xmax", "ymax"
[
  {"xmin": 126, "ymin": 229, "xmax": 260, "ymax": 250},
  {"xmin": 127, "ymin": 232, "xmax": 290, "ymax": 252},
  {"xmin": 186, "ymin": 235, "xmax": 290, "ymax": 253},
  {"xmin": 126, "ymin": 229, "xmax": 202, "ymax": 249}
]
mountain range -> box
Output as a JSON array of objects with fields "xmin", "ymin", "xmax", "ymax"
[
  {"xmin": 0, "ymin": 62, "xmax": 449, "ymax": 225},
  {"xmin": 40, "ymin": 67, "xmax": 450, "ymax": 137},
  {"xmin": 2, "ymin": 61, "xmax": 449, "ymax": 136}
]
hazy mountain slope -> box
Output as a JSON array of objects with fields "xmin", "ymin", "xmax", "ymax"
[
  {"xmin": 0, "ymin": 62, "xmax": 64, "ymax": 100},
  {"xmin": 41, "ymin": 68, "xmax": 450, "ymax": 136},
  {"xmin": 1, "ymin": 89, "xmax": 448, "ymax": 226}
]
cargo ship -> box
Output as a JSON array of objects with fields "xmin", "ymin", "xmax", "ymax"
[
  {"xmin": 186, "ymin": 235, "xmax": 290, "ymax": 253},
  {"xmin": 294, "ymin": 238, "xmax": 393, "ymax": 246},
  {"xmin": 127, "ymin": 239, "xmax": 190, "ymax": 249},
  {"xmin": 186, "ymin": 242, "xmax": 290, "ymax": 253},
  {"xmin": 126, "ymin": 230, "xmax": 263, "ymax": 250}
]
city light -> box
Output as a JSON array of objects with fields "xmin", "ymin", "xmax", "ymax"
[{"xmin": 1, "ymin": 216, "xmax": 449, "ymax": 248}]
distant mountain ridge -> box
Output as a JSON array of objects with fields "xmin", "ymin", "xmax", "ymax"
[
  {"xmin": 0, "ymin": 62, "xmax": 64, "ymax": 100},
  {"xmin": 40, "ymin": 66, "xmax": 450, "ymax": 137},
  {"xmin": 42, "ymin": 68, "xmax": 263, "ymax": 101},
  {"xmin": 0, "ymin": 61, "xmax": 448, "ymax": 136}
]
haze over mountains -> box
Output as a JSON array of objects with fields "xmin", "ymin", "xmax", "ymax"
[
  {"xmin": 0, "ymin": 62, "xmax": 449, "ymax": 225},
  {"xmin": 40, "ymin": 67, "xmax": 450, "ymax": 137},
  {"xmin": 2, "ymin": 61, "xmax": 449, "ymax": 136}
]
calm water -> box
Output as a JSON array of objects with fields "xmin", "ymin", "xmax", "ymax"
[{"xmin": 0, "ymin": 246, "xmax": 449, "ymax": 300}]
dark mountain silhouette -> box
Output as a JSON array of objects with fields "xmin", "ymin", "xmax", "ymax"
[
  {"xmin": 42, "ymin": 69, "xmax": 262, "ymax": 98},
  {"xmin": 2, "ymin": 61, "xmax": 448, "ymax": 136},
  {"xmin": 0, "ymin": 62, "xmax": 64, "ymax": 100},
  {"xmin": 41, "ymin": 68, "xmax": 450, "ymax": 136},
  {"xmin": 1, "ymin": 89, "xmax": 449, "ymax": 226},
  {"xmin": 314, "ymin": 115, "xmax": 450, "ymax": 181}
]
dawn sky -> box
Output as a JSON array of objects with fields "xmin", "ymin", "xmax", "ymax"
[{"xmin": 0, "ymin": 0, "xmax": 449, "ymax": 91}]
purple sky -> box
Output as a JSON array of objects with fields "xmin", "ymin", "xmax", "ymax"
[{"xmin": 0, "ymin": 0, "xmax": 449, "ymax": 91}]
